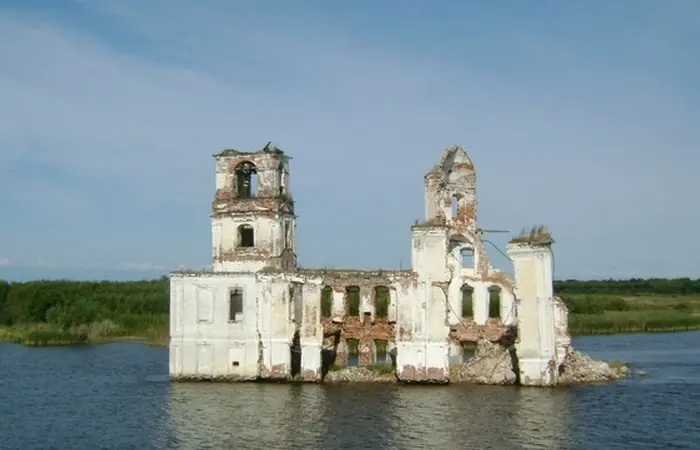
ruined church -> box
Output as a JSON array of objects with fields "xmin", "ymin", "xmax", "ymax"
[{"xmin": 169, "ymin": 144, "xmax": 571, "ymax": 385}]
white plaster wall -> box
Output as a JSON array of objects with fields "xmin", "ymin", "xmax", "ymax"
[
  {"xmin": 256, "ymin": 277, "xmax": 296, "ymax": 376},
  {"xmin": 471, "ymin": 282, "xmax": 490, "ymax": 325},
  {"xmin": 211, "ymin": 214, "xmax": 292, "ymax": 273},
  {"xmin": 445, "ymin": 244, "xmax": 463, "ymax": 325},
  {"xmin": 508, "ymin": 243, "xmax": 558, "ymax": 386},
  {"xmin": 360, "ymin": 287, "xmax": 375, "ymax": 322},
  {"xmin": 411, "ymin": 227, "xmax": 450, "ymax": 282},
  {"xmin": 394, "ymin": 280, "xmax": 450, "ymax": 381},
  {"xmin": 331, "ymin": 290, "xmax": 345, "ymax": 319},
  {"xmin": 169, "ymin": 273, "xmax": 259, "ymax": 379},
  {"xmin": 394, "ymin": 282, "xmax": 415, "ymax": 342},
  {"xmin": 300, "ymin": 281, "xmax": 324, "ymax": 379},
  {"xmin": 388, "ymin": 288, "xmax": 398, "ymax": 323},
  {"xmin": 500, "ymin": 288, "xmax": 517, "ymax": 325}
]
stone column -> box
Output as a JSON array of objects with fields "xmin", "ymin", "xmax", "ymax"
[
  {"xmin": 331, "ymin": 288, "xmax": 345, "ymax": 318},
  {"xmin": 388, "ymin": 288, "xmax": 398, "ymax": 323},
  {"xmin": 553, "ymin": 297, "xmax": 571, "ymax": 367},
  {"xmin": 447, "ymin": 276, "xmax": 463, "ymax": 326},
  {"xmin": 335, "ymin": 339, "xmax": 349, "ymax": 366},
  {"xmin": 300, "ymin": 282, "xmax": 323, "ymax": 381},
  {"xmin": 360, "ymin": 286, "xmax": 373, "ymax": 323},
  {"xmin": 472, "ymin": 284, "xmax": 490, "ymax": 325},
  {"xmin": 507, "ymin": 241, "xmax": 558, "ymax": 386},
  {"xmin": 358, "ymin": 339, "xmax": 376, "ymax": 366}
]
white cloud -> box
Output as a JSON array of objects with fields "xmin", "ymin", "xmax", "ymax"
[{"xmin": 0, "ymin": 258, "xmax": 9, "ymax": 266}]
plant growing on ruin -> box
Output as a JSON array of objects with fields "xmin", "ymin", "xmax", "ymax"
[{"xmin": 509, "ymin": 224, "xmax": 554, "ymax": 245}]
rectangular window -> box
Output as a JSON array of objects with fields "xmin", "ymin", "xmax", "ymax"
[{"xmin": 229, "ymin": 289, "xmax": 243, "ymax": 322}]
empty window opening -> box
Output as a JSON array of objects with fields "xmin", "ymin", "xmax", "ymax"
[
  {"xmin": 375, "ymin": 339, "xmax": 389, "ymax": 366},
  {"xmin": 461, "ymin": 248, "xmax": 474, "ymax": 268},
  {"xmin": 235, "ymin": 161, "xmax": 258, "ymax": 198},
  {"xmin": 461, "ymin": 342, "xmax": 476, "ymax": 363},
  {"xmin": 321, "ymin": 286, "xmax": 333, "ymax": 318},
  {"xmin": 461, "ymin": 285, "xmax": 474, "ymax": 318},
  {"xmin": 374, "ymin": 286, "xmax": 390, "ymax": 318},
  {"xmin": 345, "ymin": 286, "xmax": 360, "ymax": 316},
  {"xmin": 229, "ymin": 289, "xmax": 243, "ymax": 322},
  {"xmin": 289, "ymin": 283, "xmax": 303, "ymax": 324},
  {"xmin": 451, "ymin": 195, "xmax": 458, "ymax": 218},
  {"xmin": 238, "ymin": 224, "xmax": 254, "ymax": 247},
  {"xmin": 290, "ymin": 330, "xmax": 301, "ymax": 378},
  {"xmin": 489, "ymin": 286, "xmax": 501, "ymax": 319},
  {"xmin": 283, "ymin": 220, "xmax": 292, "ymax": 249},
  {"xmin": 346, "ymin": 339, "xmax": 359, "ymax": 367},
  {"xmin": 232, "ymin": 361, "xmax": 240, "ymax": 367},
  {"xmin": 278, "ymin": 161, "xmax": 288, "ymax": 196}
]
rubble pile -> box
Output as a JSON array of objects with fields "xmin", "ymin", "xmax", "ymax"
[{"xmin": 450, "ymin": 339, "xmax": 518, "ymax": 385}]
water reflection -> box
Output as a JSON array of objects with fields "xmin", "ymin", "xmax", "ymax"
[
  {"xmin": 168, "ymin": 383, "xmax": 324, "ymax": 449},
  {"xmin": 166, "ymin": 382, "xmax": 576, "ymax": 450},
  {"xmin": 510, "ymin": 388, "xmax": 574, "ymax": 449},
  {"xmin": 2, "ymin": 331, "xmax": 698, "ymax": 450}
]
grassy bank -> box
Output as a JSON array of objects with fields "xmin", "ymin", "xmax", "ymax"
[
  {"xmin": 0, "ymin": 278, "xmax": 169, "ymax": 347},
  {"xmin": 565, "ymin": 293, "xmax": 700, "ymax": 335},
  {"xmin": 0, "ymin": 278, "xmax": 699, "ymax": 347},
  {"xmin": 0, "ymin": 316, "xmax": 169, "ymax": 347}
]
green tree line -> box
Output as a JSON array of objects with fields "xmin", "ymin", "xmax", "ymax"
[
  {"xmin": 554, "ymin": 278, "xmax": 700, "ymax": 295},
  {"xmin": 0, "ymin": 277, "xmax": 698, "ymax": 344}
]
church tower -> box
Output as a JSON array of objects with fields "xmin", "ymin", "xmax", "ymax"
[{"xmin": 210, "ymin": 143, "xmax": 297, "ymax": 272}]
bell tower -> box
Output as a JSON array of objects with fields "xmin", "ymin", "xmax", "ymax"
[{"xmin": 210, "ymin": 143, "xmax": 297, "ymax": 272}]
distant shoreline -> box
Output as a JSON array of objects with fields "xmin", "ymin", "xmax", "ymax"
[
  {"xmin": 2, "ymin": 322, "xmax": 699, "ymax": 349},
  {"xmin": 1, "ymin": 278, "xmax": 699, "ymax": 348}
]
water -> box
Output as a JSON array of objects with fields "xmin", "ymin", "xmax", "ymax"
[{"xmin": 1, "ymin": 332, "xmax": 699, "ymax": 450}]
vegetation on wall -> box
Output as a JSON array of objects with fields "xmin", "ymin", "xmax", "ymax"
[{"xmin": 0, "ymin": 277, "xmax": 699, "ymax": 346}]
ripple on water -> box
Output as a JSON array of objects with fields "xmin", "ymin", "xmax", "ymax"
[{"xmin": 1, "ymin": 331, "xmax": 699, "ymax": 450}]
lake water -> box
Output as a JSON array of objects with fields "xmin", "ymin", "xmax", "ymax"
[{"xmin": 1, "ymin": 331, "xmax": 699, "ymax": 450}]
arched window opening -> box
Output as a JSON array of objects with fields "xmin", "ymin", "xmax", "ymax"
[
  {"xmin": 451, "ymin": 195, "xmax": 459, "ymax": 218},
  {"xmin": 237, "ymin": 224, "xmax": 254, "ymax": 248},
  {"xmin": 283, "ymin": 220, "xmax": 292, "ymax": 249},
  {"xmin": 488, "ymin": 286, "xmax": 502, "ymax": 318},
  {"xmin": 374, "ymin": 286, "xmax": 390, "ymax": 318},
  {"xmin": 345, "ymin": 286, "xmax": 360, "ymax": 316},
  {"xmin": 235, "ymin": 162, "xmax": 258, "ymax": 198},
  {"xmin": 346, "ymin": 338, "xmax": 359, "ymax": 367},
  {"xmin": 461, "ymin": 248, "xmax": 474, "ymax": 268},
  {"xmin": 461, "ymin": 284, "xmax": 474, "ymax": 318},
  {"xmin": 375, "ymin": 339, "xmax": 389, "ymax": 366},
  {"xmin": 321, "ymin": 286, "xmax": 333, "ymax": 318},
  {"xmin": 278, "ymin": 161, "xmax": 288, "ymax": 196}
]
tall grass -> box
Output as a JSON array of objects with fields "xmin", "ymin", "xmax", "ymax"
[{"xmin": 570, "ymin": 310, "xmax": 700, "ymax": 335}]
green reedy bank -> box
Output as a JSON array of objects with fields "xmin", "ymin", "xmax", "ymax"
[
  {"xmin": 0, "ymin": 278, "xmax": 169, "ymax": 347},
  {"xmin": 0, "ymin": 277, "xmax": 699, "ymax": 347}
]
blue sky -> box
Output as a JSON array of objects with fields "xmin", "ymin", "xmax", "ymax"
[{"xmin": 0, "ymin": 0, "xmax": 698, "ymax": 281}]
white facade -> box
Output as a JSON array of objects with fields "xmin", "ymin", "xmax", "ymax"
[
  {"xmin": 169, "ymin": 144, "xmax": 569, "ymax": 384},
  {"xmin": 507, "ymin": 241, "xmax": 571, "ymax": 386}
]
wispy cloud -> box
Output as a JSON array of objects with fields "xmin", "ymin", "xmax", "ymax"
[{"xmin": 0, "ymin": 1, "xmax": 698, "ymax": 280}]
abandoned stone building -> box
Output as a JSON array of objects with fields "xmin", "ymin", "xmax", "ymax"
[{"xmin": 169, "ymin": 144, "xmax": 570, "ymax": 385}]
